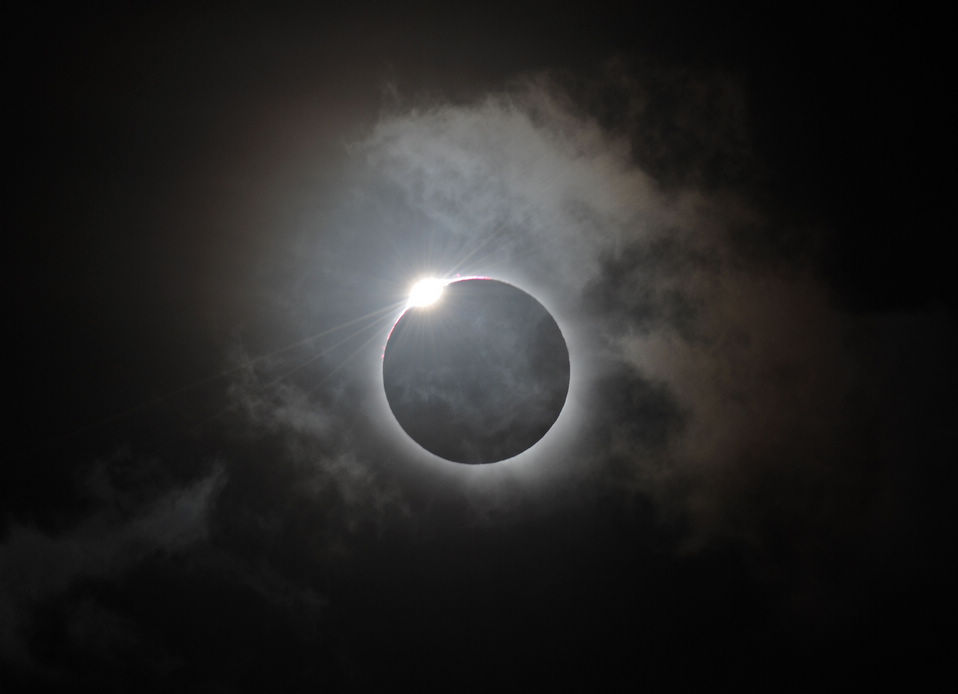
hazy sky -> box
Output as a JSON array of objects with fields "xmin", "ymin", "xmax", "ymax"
[{"xmin": 4, "ymin": 4, "xmax": 954, "ymax": 691}]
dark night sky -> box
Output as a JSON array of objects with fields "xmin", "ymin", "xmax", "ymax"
[{"xmin": 4, "ymin": 3, "xmax": 956, "ymax": 691}]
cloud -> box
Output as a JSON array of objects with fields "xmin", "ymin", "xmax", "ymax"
[
  {"xmin": 0, "ymin": 463, "xmax": 225, "ymax": 670},
  {"xmin": 359, "ymin": 74, "xmax": 950, "ymax": 586},
  {"xmin": 223, "ymin": 349, "xmax": 411, "ymax": 540},
  {"xmin": 232, "ymin": 73, "xmax": 775, "ymax": 498},
  {"xmin": 210, "ymin": 68, "xmax": 956, "ymax": 629},
  {"xmin": 362, "ymin": 79, "xmax": 664, "ymax": 295}
]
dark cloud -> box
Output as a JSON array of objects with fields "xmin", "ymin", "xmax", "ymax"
[{"xmin": 1, "ymin": 462, "xmax": 224, "ymax": 672}]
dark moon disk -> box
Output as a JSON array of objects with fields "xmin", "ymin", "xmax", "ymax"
[{"xmin": 382, "ymin": 278, "xmax": 570, "ymax": 464}]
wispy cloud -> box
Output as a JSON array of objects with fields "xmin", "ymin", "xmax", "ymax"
[{"xmin": 0, "ymin": 463, "xmax": 225, "ymax": 668}]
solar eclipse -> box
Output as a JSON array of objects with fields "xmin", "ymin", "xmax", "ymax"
[{"xmin": 382, "ymin": 277, "xmax": 570, "ymax": 464}]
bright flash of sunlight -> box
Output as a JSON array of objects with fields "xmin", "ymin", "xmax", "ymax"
[{"xmin": 407, "ymin": 277, "xmax": 445, "ymax": 308}]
